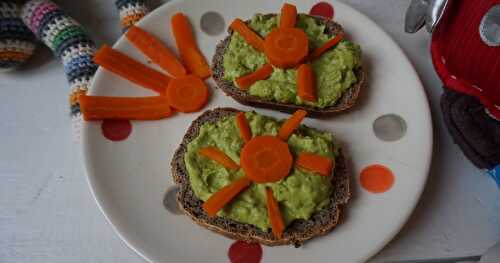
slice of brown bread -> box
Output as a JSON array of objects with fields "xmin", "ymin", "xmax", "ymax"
[
  {"xmin": 212, "ymin": 14, "xmax": 365, "ymax": 118},
  {"xmin": 171, "ymin": 107, "xmax": 351, "ymax": 246}
]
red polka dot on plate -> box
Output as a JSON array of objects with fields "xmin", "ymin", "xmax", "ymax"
[
  {"xmin": 101, "ymin": 119, "xmax": 132, "ymax": 141},
  {"xmin": 310, "ymin": 2, "xmax": 335, "ymax": 19},
  {"xmin": 228, "ymin": 240, "xmax": 262, "ymax": 263}
]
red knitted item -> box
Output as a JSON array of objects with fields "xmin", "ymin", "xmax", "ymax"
[{"xmin": 431, "ymin": 0, "xmax": 500, "ymax": 119}]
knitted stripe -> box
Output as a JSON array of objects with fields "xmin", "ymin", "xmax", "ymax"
[
  {"xmin": 0, "ymin": 1, "xmax": 36, "ymax": 71},
  {"xmin": 21, "ymin": 0, "xmax": 97, "ymax": 119},
  {"xmin": 115, "ymin": 0, "xmax": 148, "ymax": 30},
  {"xmin": 0, "ymin": 39, "xmax": 36, "ymax": 53}
]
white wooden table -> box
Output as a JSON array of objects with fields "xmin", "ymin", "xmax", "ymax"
[{"xmin": 1, "ymin": 0, "xmax": 499, "ymax": 262}]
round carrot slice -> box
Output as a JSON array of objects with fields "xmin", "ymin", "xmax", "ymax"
[
  {"xmin": 264, "ymin": 28, "xmax": 308, "ymax": 68},
  {"xmin": 166, "ymin": 75, "xmax": 209, "ymax": 113},
  {"xmin": 240, "ymin": 136, "xmax": 293, "ymax": 183}
]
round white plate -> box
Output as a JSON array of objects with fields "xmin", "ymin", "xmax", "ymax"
[{"xmin": 82, "ymin": 0, "xmax": 433, "ymax": 262}]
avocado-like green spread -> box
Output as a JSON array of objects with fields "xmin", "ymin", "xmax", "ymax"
[
  {"xmin": 185, "ymin": 112, "xmax": 338, "ymax": 230},
  {"xmin": 223, "ymin": 14, "xmax": 362, "ymax": 108}
]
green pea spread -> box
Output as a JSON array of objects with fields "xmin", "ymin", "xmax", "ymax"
[
  {"xmin": 223, "ymin": 14, "xmax": 362, "ymax": 108},
  {"xmin": 185, "ymin": 111, "xmax": 338, "ymax": 230}
]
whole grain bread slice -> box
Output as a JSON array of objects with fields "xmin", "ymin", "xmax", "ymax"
[
  {"xmin": 212, "ymin": 15, "xmax": 365, "ymax": 118},
  {"xmin": 171, "ymin": 107, "xmax": 351, "ymax": 246}
]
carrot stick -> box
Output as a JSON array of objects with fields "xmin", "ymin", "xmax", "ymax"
[
  {"xmin": 94, "ymin": 45, "xmax": 171, "ymax": 94},
  {"xmin": 199, "ymin": 146, "xmax": 240, "ymax": 170},
  {"xmin": 229, "ymin": 18, "xmax": 265, "ymax": 52},
  {"xmin": 280, "ymin": 3, "xmax": 297, "ymax": 28},
  {"xmin": 235, "ymin": 64, "xmax": 273, "ymax": 90},
  {"xmin": 171, "ymin": 13, "xmax": 211, "ymax": 79},
  {"xmin": 297, "ymin": 64, "xmax": 316, "ymax": 102},
  {"xmin": 309, "ymin": 32, "xmax": 344, "ymax": 60},
  {"xmin": 126, "ymin": 25, "xmax": 187, "ymax": 78},
  {"xmin": 235, "ymin": 112, "xmax": 252, "ymax": 143},
  {"xmin": 240, "ymin": 136, "xmax": 293, "ymax": 183},
  {"xmin": 79, "ymin": 94, "xmax": 172, "ymax": 121},
  {"xmin": 277, "ymin": 110, "xmax": 307, "ymax": 140},
  {"xmin": 296, "ymin": 153, "xmax": 334, "ymax": 176},
  {"xmin": 202, "ymin": 176, "xmax": 252, "ymax": 216},
  {"xmin": 266, "ymin": 188, "xmax": 285, "ymax": 238},
  {"xmin": 166, "ymin": 75, "xmax": 209, "ymax": 113},
  {"xmin": 264, "ymin": 28, "xmax": 309, "ymax": 68}
]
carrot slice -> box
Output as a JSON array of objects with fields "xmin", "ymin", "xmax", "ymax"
[
  {"xmin": 235, "ymin": 64, "xmax": 273, "ymax": 90},
  {"xmin": 171, "ymin": 13, "xmax": 211, "ymax": 79},
  {"xmin": 199, "ymin": 146, "xmax": 240, "ymax": 170},
  {"xmin": 296, "ymin": 152, "xmax": 334, "ymax": 176},
  {"xmin": 79, "ymin": 94, "xmax": 172, "ymax": 121},
  {"xmin": 126, "ymin": 25, "xmax": 187, "ymax": 78},
  {"xmin": 280, "ymin": 3, "xmax": 297, "ymax": 28},
  {"xmin": 235, "ymin": 112, "xmax": 252, "ymax": 143},
  {"xmin": 309, "ymin": 32, "xmax": 344, "ymax": 60},
  {"xmin": 266, "ymin": 188, "xmax": 285, "ymax": 238},
  {"xmin": 229, "ymin": 18, "xmax": 265, "ymax": 52},
  {"xmin": 94, "ymin": 45, "xmax": 171, "ymax": 94},
  {"xmin": 264, "ymin": 28, "xmax": 308, "ymax": 68},
  {"xmin": 166, "ymin": 75, "xmax": 209, "ymax": 113},
  {"xmin": 202, "ymin": 176, "xmax": 252, "ymax": 216},
  {"xmin": 240, "ymin": 136, "xmax": 293, "ymax": 183},
  {"xmin": 277, "ymin": 110, "xmax": 307, "ymax": 140},
  {"xmin": 297, "ymin": 64, "xmax": 316, "ymax": 102}
]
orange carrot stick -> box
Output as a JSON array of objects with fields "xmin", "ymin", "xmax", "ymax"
[
  {"xmin": 296, "ymin": 152, "xmax": 334, "ymax": 176},
  {"xmin": 266, "ymin": 188, "xmax": 285, "ymax": 238},
  {"xmin": 277, "ymin": 110, "xmax": 307, "ymax": 140},
  {"xmin": 79, "ymin": 94, "xmax": 172, "ymax": 121},
  {"xmin": 171, "ymin": 13, "xmax": 211, "ymax": 79},
  {"xmin": 199, "ymin": 146, "xmax": 240, "ymax": 170},
  {"xmin": 166, "ymin": 75, "xmax": 209, "ymax": 113},
  {"xmin": 264, "ymin": 28, "xmax": 309, "ymax": 68},
  {"xmin": 235, "ymin": 64, "xmax": 273, "ymax": 90},
  {"xmin": 235, "ymin": 112, "xmax": 252, "ymax": 143},
  {"xmin": 202, "ymin": 176, "xmax": 252, "ymax": 216},
  {"xmin": 94, "ymin": 45, "xmax": 171, "ymax": 94},
  {"xmin": 229, "ymin": 19, "xmax": 265, "ymax": 52},
  {"xmin": 297, "ymin": 64, "xmax": 316, "ymax": 102},
  {"xmin": 309, "ymin": 32, "xmax": 344, "ymax": 60},
  {"xmin": 280, "ymin": 3, "xmax": 297, "ymax": 28},
  {"xmin": 126, "ymin": 25, "xmax": 187, "ymax": 78}
]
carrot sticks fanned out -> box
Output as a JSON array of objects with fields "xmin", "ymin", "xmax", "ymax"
[
  {"xmin": 230, "ymin": 19, "xmax": 266, "ymax": 52},
  {"xmin": 297, "ymin": 64, "xmax": 316, "ymax": 102},
  {"xmin": 235, "ymin": 112, "xmax": 252, "ymax": 143},
  {"xmin": 171, "ymin": 13, "xmax": 211, "ymax": 79},
  {"xmin": 296, "ymin": 153, "xmax": 334, "ymax": 176},
  {"xmin": 94, "ymin": 45, "xmax": 171, "ymax": 94},
  {"xmin": 202, "ymin": 176, "xmax": 252, "ymax": 216},
  {"xmin": 280, "ymin": 3, "xmax": 297, "ymax": 28},
  {"xmin": 278, "ymin": 110, "xmax": 307, "ymax": 140},
  {"xmin": 266, "ymin": 187, "xmax": 285, "ymax": 238},
  {"xmin": 235, "ymin": 64, "xmax": 274, "ymax": 90},
  {"xmin": 309, "ymin": 32, "xmax": 344, "ymax": 60},
  {"xmin": 79, "ymin": 94, "xmax": 172, "ymax": 121},
  {"xmin": 199, "ymin": 146, "xmax": 240, "ymax": 170},
  {"xmin": 126, "ymin": 25, "xmax": 187, "ymax": 78}
]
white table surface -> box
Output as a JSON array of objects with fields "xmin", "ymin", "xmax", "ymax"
[{"xmin": 1, "ymin": 0, "xmax": 499, "ymax": 262}]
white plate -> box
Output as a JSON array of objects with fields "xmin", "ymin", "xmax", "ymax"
[{"xmin": 82, "ymin": 0, "xmax": 433, "ymax": 262}]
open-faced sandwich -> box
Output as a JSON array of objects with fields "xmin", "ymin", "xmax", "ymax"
[
  {"xmin": 212, "ymin": 3, "xmax": 364, "ymax": 117},
  {"xmin": 171, "ymin": 108, "xmax": 350, "ymax": 246}
]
